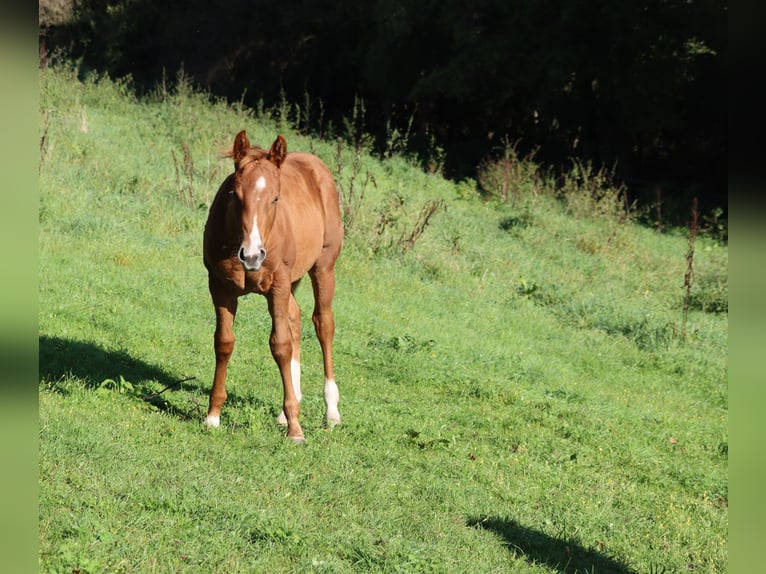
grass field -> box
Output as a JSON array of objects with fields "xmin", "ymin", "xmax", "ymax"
[{"xmin": 39, "ymin": 64, "xmax": 727, "ymax": 573}]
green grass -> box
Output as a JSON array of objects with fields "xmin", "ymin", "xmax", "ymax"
[{"xmin": 39, "ymin": 64, "xmax": 727, "ymax": 573}]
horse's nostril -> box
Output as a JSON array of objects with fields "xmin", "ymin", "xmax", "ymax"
[{"xmin": 238, "ymin": 246, "xmax": 266, "ymax": 270}]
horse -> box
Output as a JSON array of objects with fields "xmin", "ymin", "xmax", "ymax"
[{"xmin": 203, "ymin": 131, "xmax": 344, "ymax": 443}]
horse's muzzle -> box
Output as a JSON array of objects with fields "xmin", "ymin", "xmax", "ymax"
[{"xmin": 238, "ymin": 246, "xmax": 266, "ymax": 271}]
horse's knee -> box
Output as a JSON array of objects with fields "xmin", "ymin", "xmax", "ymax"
[
  {"xmin": 214, "ymin": 334, "xmax": 235, "ymax": 360},
  {"xmin": 215, "ymin": 328, "xmax": 235, "ymax": 347},
  {"xmin": 269, "ymin": 333, "xmax": 292, "ymax": 364}
]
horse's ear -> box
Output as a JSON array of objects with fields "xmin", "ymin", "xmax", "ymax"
[
  {"xmin": 232, "ymin": 130, "xmax": 250, "ymax": 166},
  {"xmin": 268, "ymin": 134, "xmax": 287, "ymax": 168}
]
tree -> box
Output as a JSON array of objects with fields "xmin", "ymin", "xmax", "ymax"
[{"xmin": 42, "ymin": 0, "xmax": 727, "ymax": 218}]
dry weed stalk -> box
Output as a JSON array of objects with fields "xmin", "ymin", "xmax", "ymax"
[
  {"xmin": 172, "ymin": 141, "xmax": 195, "ymax": 207},
  {"xmin": 682, "ymin": 197, "xmax": 699, "ymax": 338},
  {"xmin": 400, "ymin": 199, "xmax": 445, "ymax": 253}
]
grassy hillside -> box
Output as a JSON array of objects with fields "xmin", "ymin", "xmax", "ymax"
[{"xmin": 39, "ymin": 65, "xmax": 727, "ymax": 573}]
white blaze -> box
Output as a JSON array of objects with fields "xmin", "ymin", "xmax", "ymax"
[
  {"xmin": 246, "ymin": 219, "xmax": 263, "ymax": 257},
  {"xmin": 244, "ymin": 176, "xmax": 268, "ymax": 258}
]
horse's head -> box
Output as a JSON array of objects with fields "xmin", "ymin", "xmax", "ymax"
[{"xmin": 230, "ymin": 131, "xmax": 287, "ymax": 271}]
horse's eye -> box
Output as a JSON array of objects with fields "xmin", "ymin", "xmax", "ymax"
[{"xmin": 273, "ymin": 195, "xmax": 280, "ymax": 204}]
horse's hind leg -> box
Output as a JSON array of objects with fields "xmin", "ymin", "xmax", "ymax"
[
  {"xmin": 277, "ymin": 291, "xmax": 302, "ymax": 426},
  {"xmin": 309, "ymin": 265, "xmax": 340, "ymax": 427},
  {"xmin": 205, "ymin": 287, "xmax": 238, "ymax": 428}
]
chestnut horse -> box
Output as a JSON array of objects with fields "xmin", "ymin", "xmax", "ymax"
[{"xmin": 203, "ymin": 131, "xmax": 343, "ymax": 443}]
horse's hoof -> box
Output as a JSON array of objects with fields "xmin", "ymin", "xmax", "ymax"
[
  {"xmin": 325, "ymin": 418, "xmax": 341, "ymax": 430},
  {"xmin": 276, "ymin": 411, "xmax": 288, "ymax": 426},
  {"xmin": 203, "ymin": 415, "xmax": 220, "ymax": 428},
  {"xmin": 325, "ymin": 412, "xmax": 341, "ymax": 429},
  {"xmin": 288, "ymin": 435, "xmax": 306, "ymax": 445}
]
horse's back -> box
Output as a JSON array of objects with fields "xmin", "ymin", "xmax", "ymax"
[
  {"xmin": 282, "ymin": 152, "xmax": 343, "ymax": 248},
  {"xmin": 283, "ymin": 153, "xmax": 339, "ymax": 206}
]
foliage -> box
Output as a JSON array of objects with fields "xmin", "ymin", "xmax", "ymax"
[
  {"xmin": 39, "ymin": 66, "xmax": 727, "ymax": 573},
  {"xmin": 688, "ymin": 244, "xmax": 728, "ymax": 314},
  {"xmin": 476, "ymin": 137, "xmax": 547, "ymax": 204},
  {"xmin": 559, "ymin": 159, "xmax": 630, "ymax": 223},
  {"xmin": 40, "ymin": 0, "xmax": 727, "ymax": 222}
]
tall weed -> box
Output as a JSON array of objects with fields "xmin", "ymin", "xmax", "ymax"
[
  {"xmin": 560, "ymin": 158, "xmax": 631, "ymax": 223},
  {"xmin": 383, "ymin": 109, "xmax": 416, "ymax": 159},
  {"xmin": 333, "ymin": 140, "xmax": 375, "ymax": 233},
  {"xmin": 477, "ymin": 137, "xmax": 546, "ymax": 203},
  {"xmin": 171, "ymin": 141, "xmax": 195, "ymax": 207},
  {"xmin": 365, "ymin": 192, "xmax": 444, "ymax": 255},
  {"xmin": 682, "ymin": 198, "xmax": 700, "ymax": 336},
  {"xmin": 688, "ymin": 243, "xmax": 728, "ymax": 313},
  {"xmin": 342, "ymin": 95, "xmax": 374, "ymax": 152}
]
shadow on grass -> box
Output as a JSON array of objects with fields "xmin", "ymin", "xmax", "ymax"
[
  {"xmin": 467, "ymin": 516, "xmax": 636, "ymax": 574},
  {"xmin": 39, "ymin": 335, "xmax": 205, "ymax": 420}
]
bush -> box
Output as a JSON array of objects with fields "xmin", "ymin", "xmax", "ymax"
[
  {"xmin": 688, "ymin": 247, "xmax": 728, "ymax": 313},
  {"xmin": 560, "ymin": 159, "xmax": 630, "ymax": 223},
  {"xmin": 477, "ymin": 137, "xmax": 546, "ymax": 203}
]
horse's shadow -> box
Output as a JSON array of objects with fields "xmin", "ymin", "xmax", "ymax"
[
  {"xmin": 39, "ymin": 335, "xmax": 207, "ymax": 420},
  {"xmin": 467, "ymin": 516, "xmax": 637, "ymax": 574}
]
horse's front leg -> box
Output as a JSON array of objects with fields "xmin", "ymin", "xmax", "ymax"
[
  {"xmin": 205, "ymin": 287, "xmax": 238, "ymax": 428},
  {"xmin": 268, "ymin": 287, "xmax": 304, "ymax": 443},
  {"xmin": 277, "ymin": 291, "xmax": 302, "ymax": 426}
]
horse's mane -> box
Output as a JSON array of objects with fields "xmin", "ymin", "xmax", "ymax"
[{"xmin": 224, "ymin": 145, "xmax": 270, "ymax": 169}]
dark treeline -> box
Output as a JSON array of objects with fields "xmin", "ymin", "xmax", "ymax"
[{"xmin": 41, "ymin": 0, "xmax": 727, "ymax": 225}]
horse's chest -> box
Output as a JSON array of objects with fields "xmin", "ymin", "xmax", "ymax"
[
  {"xmin": 209, "ymin": 258, "xmax": 270, "ymax": 295},
  {"xmin": 244, "ymin": 271, "xmax": 274, "ymax": 294}
]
